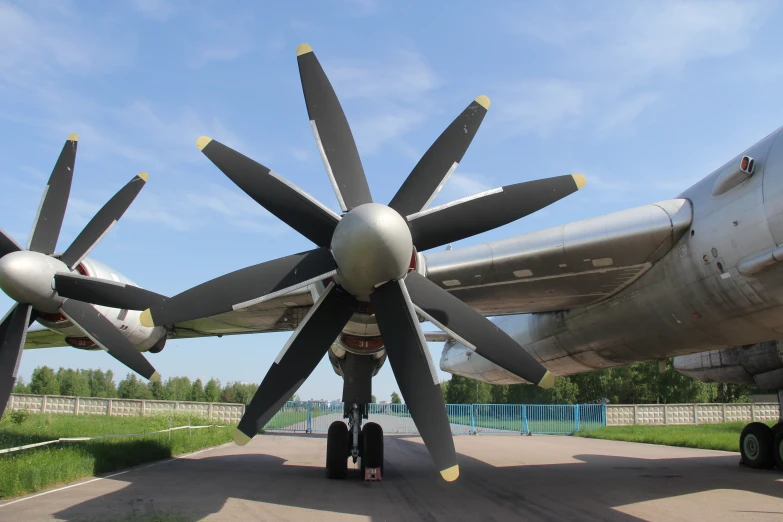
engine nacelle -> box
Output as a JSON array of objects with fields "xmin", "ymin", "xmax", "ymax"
[
  {"xmin": 674, "ymin": 342, "xmax": 783, "ymax": 389},
  {"xmin": 36, "ymin": 257, "xmax": 167, "ymax": 353},
  {"xmin": 328, "ymin": 333, "xmax": 387, "ymax": 378},
  {"xmin": 439, "ymin": 338, "xmax": 531, "ymax": 385}
]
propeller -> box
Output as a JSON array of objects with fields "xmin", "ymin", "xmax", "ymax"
[
  {"xmin": 0, "ymin": 135, "xmax": 160, "ymax": 418},
  {"xmin": 84, "ymin": 44, "xmax": 585, "ymax": 480}
]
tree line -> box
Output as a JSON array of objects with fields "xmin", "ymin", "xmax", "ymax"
[
  {"xmin": 12, "ymin": 367, "xmax": 260, "ymax": 404},
  {"xmin": 13, "ymin": 359, "xmax": 758, "ymax": 406},
  {"xmin": 441, "ymin": 359, "xmax": 757, "ymax": 405}
]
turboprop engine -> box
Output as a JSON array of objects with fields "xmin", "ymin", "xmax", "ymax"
[{"xmin": 674, "ymin": 342, "xmax": 783, "ymax": 390}]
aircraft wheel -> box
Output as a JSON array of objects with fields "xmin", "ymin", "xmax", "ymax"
[
  {"xmin": 773, "ymin": 430, "xmax": 783, "ymax": 470},
  {"xmin": 771, "ymin": 421, "xmax": 783, "ymax": 437},
  {"xmin": 326, "ymin": 421, "xmax": 349, "ymax": 479},
  {"xmin": 740, "ymin": 422, "xmax": 774, "ymax": 469},
  {"xmin": 361, "ymin": 422, "xmax": 384, "ymax": 477}
]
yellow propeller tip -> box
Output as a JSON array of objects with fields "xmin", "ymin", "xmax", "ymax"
[
  {"xmin": 296, "ymin": 43, "xmax": 313, "ymax": 56},
  {"xmin": 67, "ymin": 133, "xmax": 79, "ymax": 142},
  {"xmin": 149, "ymin": 371, "xmax": 161, "ymax": 383},
  {"xmin": 440, "ymin": 465, "xmax": 459, "ymax": 482},
  {"xmin": 196, "ymin": 136, "xmax": 212, "ymax": 151},
  {"xmin": 475, "ymin": 95, "xmax": 490, "ymax": 110},
  {"xmin": 137, "ymin": 171, "xmax": 149, "ymax": 182},
  {"xmin": 538, "ymin": 371, "xmax": 555, "ymax": 389},
  {"xmin": 234, "ymin": 430, "xmax": 252, "ymax": 446},
  {"xmin": 572, "ymin": 173, "xmax": 586, "ymax": 190},
  {"xmin": 140, "ymin": 309, "xmax": 154, "ymax": 328}
]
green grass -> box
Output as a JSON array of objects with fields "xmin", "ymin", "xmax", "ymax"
[
  {"xmin": 263, "ymin": 408, "xmax": 327, "ymax": 430},
  {"xmin": 0, "ymin": 412, "xmax": 234, "ymax": 499},
  {"xmin": 574, "ymin": 421, "xmax": 777, "ymax": 452}
]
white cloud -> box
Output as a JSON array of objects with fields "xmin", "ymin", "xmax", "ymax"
[
  {"xmin": 343, "ymin": 0, "xmax": 380, "ymax": 17},
  {"xmin": 351, "ymin": 108, "xmax": 426, "ymax": 155},
  {"xmin": 498, "ymin": 0, "xmax": 764, "ymax": 137},
  {"xmin": 327, "ymin": 50, "xmax": 438, "ymax": 101},
  {"xmin": 495, "ymin": 80, "xmax": 584, "ymax": 137},
  {"xmin": 131, "ymin": 0, "xmax": 176, "ymax": 21},
  {"xmin": 324, "ymin": 49, "xmax": 439, "ymax": 156},
  {"xmin": 0, "ymin": 2, "xmax": 130, "ymax": 86},
  {"xmin": 126, "ymin": 205, "xmax": 191, "ymax": 231},
  {"xmin": 123, "ymin": 183, "xmax": 286, "ymax": 235},
  {"xmin": 289, "ymin": 147, "xmax": 311, "ymax": 162},
  {"xmin": 431, "ymin": 172, "xmax": 493, "ymax": 207}
]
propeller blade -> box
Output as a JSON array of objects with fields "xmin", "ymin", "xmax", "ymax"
[
  {"xmin": 54, "ymin": 273, "xmax": 167, "ymax": 311},
  {"xmin": 0, "ymin": 228, "xmax": 22, "ymax": 260},
  {"xmin": 370, "ymin": 279, "xmax": 459, "ymax": 482},
  {"xmin": 27, "ymin": 134, "xmax": 78, "ymax": 255},
  {"xmin": 407, "ymin": 174, "xmax": 585, "ymax": 251},
  {"xmin": 405, "ymin": 271, "xmax": 554, "ymax": 388},
  {"xmin": 297, "ymin": 43, "xmax": 372, "ymax": 211},
  {"xmin": 197, "ymin": 137, "xmax": 339, "ymax": 247},
  {"xmin": 0, "ymin": 304, "xmax": 32, "ymax": 418},
  {"xmin": 234, "ymin": 283, "xmax": 358, "ymax": 444},
  {"xmin": 59, "ymin": 172, "xmax": 149, "ymax": 269},
  {"xmin": 60, "ymin": 299, "xmax": 160, "ymax": 382},
  {"xmin": 389, "ymin": 96, "xmax": 490, "ymax": 216},
  {"xmin": 140, "ymin": 248, "xmax": 336, "ymax": 328}
]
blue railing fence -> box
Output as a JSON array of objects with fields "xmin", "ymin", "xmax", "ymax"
[{"xmin": 263, "ymin": 402, "xmax": 606, "ymax": 435}]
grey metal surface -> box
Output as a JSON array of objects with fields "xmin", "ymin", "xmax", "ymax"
[
  {"xmin": 331, "ymin": 203, "xmax": 413, "ymax": 299},
  {"xmin": 439, "ymin": 125, "xmax": 783, "ymax": 380},
  {"xmin": 0, "ymin": 250, "xmax": 67, "ymax": 313},
  {"xmin": 423, "ymin": 199, "xmax": 691, "ymax": 315},
  {"xmin": 674, "ymin": 341, "xmax": 783, "ymax": 389}
]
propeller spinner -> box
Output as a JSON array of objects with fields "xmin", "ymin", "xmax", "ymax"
[{"xmin": 0, "ymin": 135, "xmax": 160, "ymax": 419}]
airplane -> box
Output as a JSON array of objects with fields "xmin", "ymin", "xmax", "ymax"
[{"xmin": 3, "ymin": 42, "xmax": 783, "ymax": 482}]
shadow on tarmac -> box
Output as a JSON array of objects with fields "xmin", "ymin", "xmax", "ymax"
[{"xmin": 52, "ymin": 435, "xmax": 783, "ymax": 522}]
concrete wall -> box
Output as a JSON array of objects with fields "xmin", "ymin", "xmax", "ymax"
[
  {"xmin": 6, "ymin": 394, "xmax": 245, "ymax": 425},
  {"xmin": 605, "ymin": 403, "xmax": 780, "ymax": 426},
  {"xmin": 7, "ymin": 394, "xmax": 780, "ymax": 427}
]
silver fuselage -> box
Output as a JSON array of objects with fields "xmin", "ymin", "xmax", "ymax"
[{"xmin": 431, "ymin": 126, "xmax": 783, "ymax": 382}]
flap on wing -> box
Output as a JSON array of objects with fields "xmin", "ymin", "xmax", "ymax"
[
  {"xmin": 166, "ymin": 287, "xmax": 315, "ymax": 339},
  {"xmin": 24, "ymin": 326, "xmax": 68, "ymax": 349},
  {"xmin": 422, "ymin": 199, "xmax": 692, "ymax": 315}
]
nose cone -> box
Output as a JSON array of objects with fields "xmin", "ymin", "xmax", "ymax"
[
  {"xmin": 331, "ymin": 203, "xmax": 413, "ymax": 298},
  {"xmin": 0, "ymin": 251, "xmax": 66, "ymax": 312}
]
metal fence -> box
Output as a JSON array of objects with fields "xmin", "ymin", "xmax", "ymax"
[
  {"xmin": 8, "ymin": 394, "xmax": 778, "ymax": 433},
  {"xmin": 265, "ymin": 401, "xmax": 606, "ymax": 435}
]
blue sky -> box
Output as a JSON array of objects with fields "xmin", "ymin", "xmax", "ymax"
[{"xmin": 2, "ymin": 0, "xmax": 783, "ymax": 402}]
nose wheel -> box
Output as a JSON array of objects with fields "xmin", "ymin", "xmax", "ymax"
[
  {"xmin": 326, "ymin": 420, "xmax": 349, "ymax": 479},
  {"xmin": 325, "ymin": 409, "xmax": 384, "ymax": 481}
]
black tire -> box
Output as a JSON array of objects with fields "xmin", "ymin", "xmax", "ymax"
[
  {"xmin": 326, "ymin": 421, "xmax": 349, "ymax": 479},
  {"xmin": 740, "ymin": 422, "xmax": 774, "ymax": 469},
  {"xmin": 772, "ymin": 421, "xmax": 783, "ymax": 437},
  {"xmin": 361, "ymin": 422, "xmax": 384, "ymax": 477},
  {"xmin": 773, "ymin": 430, "xmax": 783, "ymax": 470}
]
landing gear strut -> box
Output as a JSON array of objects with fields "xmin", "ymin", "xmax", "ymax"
[
  {"xmin": 739, "ymin": 389, "xmax": 783, "ymax": 470},
  {"xmin": 325, "ymin": 403, "xmax": 384, "ymax": 480}
]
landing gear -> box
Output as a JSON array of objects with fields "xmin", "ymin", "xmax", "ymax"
[
  {"xmin": 324, "ymin": 405, "xmax": 384, "ymax": 481},
  {"xmin": 326, "ymin": 420, "xmax": 348, "ymax": 479},
  {"xmin": 740, "ymin": 422, "xmax": 775, "ymax": 469},
  {"xmin": 361, "ymin": 422, "xmax": 384, "ymax": 481},
  {"xmin": 774, "ymin": 427, "xmax": 783, "ymax": 470}
]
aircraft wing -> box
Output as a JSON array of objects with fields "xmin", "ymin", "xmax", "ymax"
[
  {"xmin": 165, "ymin": 286, "xmax": 314, "ymax": 339},
  {"xmin": 23, "ymin": 199, "xmax": 692, "ymax": 346},
  {"xmin": 421, "ymin": 199, "xmax": 693, "ymax": 315},
  {"xmin": 24, "ymin": 326, "xmax": 69, "ymax": 348}
]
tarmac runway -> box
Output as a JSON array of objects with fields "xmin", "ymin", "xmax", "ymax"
[{"xmin": 1, "ymin": 433, "xmax": 782, "ymax": 521}]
